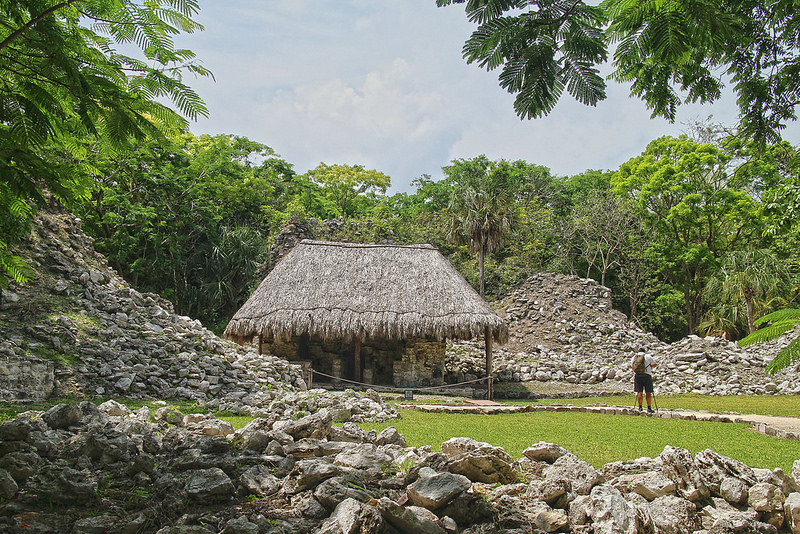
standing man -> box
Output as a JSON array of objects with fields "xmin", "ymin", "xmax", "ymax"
[{"xmin": 631, "ymin": 352, "xmax": 657, "ymax": 413}]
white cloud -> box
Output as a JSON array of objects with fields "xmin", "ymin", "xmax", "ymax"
[{"xmin": 181, "ymin": 0, "xmax": 800, "ymax": 192}]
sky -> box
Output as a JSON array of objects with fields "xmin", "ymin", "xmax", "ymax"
[{"xmin": 175, "ymin": 0, "xmax": 799, "ymax": 194}]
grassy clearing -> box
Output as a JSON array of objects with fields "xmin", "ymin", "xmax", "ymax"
[{"xmin": 359, "ymin": 409, "xmax": 800, "ymax": 472}]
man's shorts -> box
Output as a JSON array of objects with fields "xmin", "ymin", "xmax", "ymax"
[{"xmin": 634, "ymin": 373, "xmax": 654, "ymax": 393}]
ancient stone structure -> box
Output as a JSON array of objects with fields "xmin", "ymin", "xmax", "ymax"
[
  {"xmin": 0, "ymin": 356, "xmax": 54, "ymax": 401},
  {"xmin": 0, "ymin": 208, "xmax": 305, "ymax": 408},
  {"xmin": 449, "ymin": 273, "xmax": 800, "ymax": 398},
  {"xmin": 264, "ymin": 335, "xmax": 447, "ymax": 388}
]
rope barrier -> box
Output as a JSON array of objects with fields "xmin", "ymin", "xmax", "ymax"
[{"xmin": 309, "ymin": 369, "xmax": 490, "ymax": 392}]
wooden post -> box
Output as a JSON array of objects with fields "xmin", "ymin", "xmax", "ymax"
[
  {"xmin": 354, "ymin": 335, "xmax": 362, "ymax": 383},
  {"xmin": 258, "ymin": 334, "xmax": 263, "ymax": 355},
  {"xmin": 485, "ymin": 326, "xmax": 493, "ymax": 400}
]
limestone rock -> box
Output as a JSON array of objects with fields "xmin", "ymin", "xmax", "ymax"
[
  {"xmin": 545, "ymin": 453, "xmax": 604, "ymax": 496},
  {"xmin": 407, "ymin": 468, "xmax": 471, "ymax": 509},
  {"xmin": 719, "ymin": 477, "xmax": 749, "ymax": 505},
  {"xmin": 660, "ymin": 445, "xmax": 710, "ymax": 502},
  {"xmin": 523, "ymin": 441, "xmax": 570, "ymax": 464},
  {"xmin": 183, "ymin": 467, "xmax": 235, "ymax": 503},
  {"xmin": 618, "ymin": 471, "xmax": 677, "ymax": 501},
  {"xmin": 647, "ymin": 495, "xmax": 701, "ymax": 534},
  {"xmin": 376, "ymin": 497, "xmax": 447, "ymax": 534},
  {"xmin": 785, "ymin": 492, "xmax": 800, "ymax": 534},
  {"xmin": 696, "ymin": 448, "xmax": 757, "ymax": 496},
  {"xmin": 585, "ymin": 485, "xmax": 637, "ymax": 534},
  {"xmin": 448, "ymin": 449, "xmax": 518, "ymax": 484},
  {"xmin": 748, "ymin": 482, "xmax": 786, "ymax": 512},
  {"xmin": 42, "ymin": 403, "xmax": 82, "ymax": 429}
]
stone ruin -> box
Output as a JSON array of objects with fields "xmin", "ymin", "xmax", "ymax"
[
  {"xmin": 1, "ymin": 399, "xmax": 800, "ymax": 533},
  {"xmin": 261, "ymin": 335, "xmax": 448, "ymax": 389},
  {"xmin": 448, "ymin": 273, "xmax": 800, "ymax": 398}
]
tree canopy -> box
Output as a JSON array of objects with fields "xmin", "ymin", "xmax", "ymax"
[
  {"xmin": 0, "ymin": 0, "xmax": 209, "ymax": 287},
  {"xmin": 437, "ymin": 0, "xmax": 800, "ymax": 144}
]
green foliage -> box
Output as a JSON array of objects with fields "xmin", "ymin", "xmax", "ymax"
[
  {"xmin": 704, "ymin": 249, "xmax": 790, "ymax": 335},
  {"xmin": 437, "ymin": 0, "xmax": 608, "ymax": 119},
  {"xmin": 78, "ymin": 133, "xmax": 286, "ymax": 330},
  {"xmin": 440, "ymin": 0, "xmax": 800, "ymax": 144},
  {"xmin": 445, "ymin": 156, "xmax": 516, "ymax": 296},
  {"xmin": 305, "ymin": 163, "xmax": 391, "ymax": 218},
  {"xmin": 0, "ymin": 244, "xmax": 34, "ymax": 289},
  {"xmin": 612, "ymin": 135, "xmax": 765, "ymax": 334},
  {"xmin": 0, "ymin": 0, "xmax": 209, "ymax": 286}
]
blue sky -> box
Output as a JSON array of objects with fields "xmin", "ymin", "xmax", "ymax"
[{"xmin": 177, "ymin": 1, "xmax": 799, "ymax": 193}]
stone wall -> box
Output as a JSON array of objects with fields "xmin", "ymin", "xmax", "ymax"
[
  {"xmin": 393, "ymin": 340, "xmax": 447, "ymax": 388},
  {"xmin": 258, "ymin": 334, "xmax": 447, "ymax": 388},
  {"xmin": 0, "ymin": 356, "xmax": 54, "ymax": 400}
]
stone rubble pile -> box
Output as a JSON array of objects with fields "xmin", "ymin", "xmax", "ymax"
[
  {"xmin": 0, "ymin": 209, "xmax": 307, "ymax": 411},
  {"xmin": 0, "ymin": 207, "xmax": 399, "ymax": 424},
  {"xmin": 2, "ymin": 401, "xmax": 800, "ymax": 533},
  {"xmin": 446, "ymin": 273, "xmax": 800, "ymax": 397}
]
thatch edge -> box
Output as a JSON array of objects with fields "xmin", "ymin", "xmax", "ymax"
[{"xmin": 225, "ymin": 307, "xmax": 508, "ymax": 344}]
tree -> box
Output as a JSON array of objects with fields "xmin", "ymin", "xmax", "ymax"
[
  {"xmin": 0, "ymin": 0, "xmax": 209, "ymax": 287},
  {"xmin": 78, "ymin": 133, "xmax": 291, "ymax": 330},
  {"xmin": 612, "ymin": 136, "xmax": 764, "ymax": 334},
  {"xmin": 445, "ymin": 156, "xmax": 514, "ymax": 297},
  {"xmin": 306, "ymin": 163, "xmax": 391, "ymax": 217},
  {"xmin": 703, "ymin": 249, "xmax": 790, "ymax": 335},
  {"xmin": 436, "ymin": 0, "xmax": 608, "ymax": 119},
  {"xmin": 438, "ymin": 0, "xmax": 800, "ymax": 144},
  {"xmin": 569, "ymin": 190, "xmax": 637, "ymax": 286}
]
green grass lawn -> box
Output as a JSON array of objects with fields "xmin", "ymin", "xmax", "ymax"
[{"xmin": 359, "ymin": 409, "xmax": 800, "ymax": 473}]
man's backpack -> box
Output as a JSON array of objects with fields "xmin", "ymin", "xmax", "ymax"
[{"xmin": 633, "ymin": 353, "xmax": 647, "ymax": 374}]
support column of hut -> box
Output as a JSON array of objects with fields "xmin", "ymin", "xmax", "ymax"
[
  {"xmin": 354, "ymin": 335, "xmax": 362, "ymax": 383},
  {"xmin": 485, "ymin": 326, "xmax": 493, "ymax": 400}
]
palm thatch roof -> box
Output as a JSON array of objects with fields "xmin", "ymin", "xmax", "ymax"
[{"xmin": 224, "ymin": 240, "xmax": 507, "ymax": 344}]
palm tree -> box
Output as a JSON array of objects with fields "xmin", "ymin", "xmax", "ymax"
[
  {"xmin": 446, "ymin": 159, "xmax": 513, "ymax": 297},
  {"xmin": 703, "ymin": 249, "xmax": 789, "ymax": 335}
]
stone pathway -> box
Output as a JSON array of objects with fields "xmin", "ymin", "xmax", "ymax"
[{"xmin": 404, "ymin": 401, "xmax": 800, "ymax": 441}]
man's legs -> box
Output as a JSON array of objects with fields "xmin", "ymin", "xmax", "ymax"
[
  {"xmin": 636, "ymin": 391, "xmax": 643, "ymax": 408},
  {"xmin": 645, "ymin": 375, "xmax": 655, "ymax": 412},
  {"xmin": 645, "ymin": 392, "xmax": 652, "ymax": 409}
]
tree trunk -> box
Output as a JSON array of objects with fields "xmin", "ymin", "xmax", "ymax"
[
  {"xmin": 479, "ymin": 241, "xmax": 486, "ymax": 297},
  {"xmin": 745, "ymin": 297, "xmax": 756, "ymax": 334}
]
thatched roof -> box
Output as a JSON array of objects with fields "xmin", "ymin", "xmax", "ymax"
[{"xmin": 224, "ymin": 240, "xmax": 507, "ymax": 344}]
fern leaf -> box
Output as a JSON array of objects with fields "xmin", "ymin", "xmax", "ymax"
[
  {"xmin": 738, "ymin": 321, "xmax": 798, "ymax": 347},
  {"xmin": 765, "ymin": 336, "xmax": 800, "ymax": 376}
]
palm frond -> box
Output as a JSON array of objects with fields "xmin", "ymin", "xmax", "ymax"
[
  {"xmin": 765, "ymin": 336, "xmax": 800, "ymax": 376},
  {"xmin": 753, "ymin": 308, "xmax": 800, "ymax": 327},
  {"xmin": 738, "ymin": 321, "xmax": 799, "ymax": 347}
]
